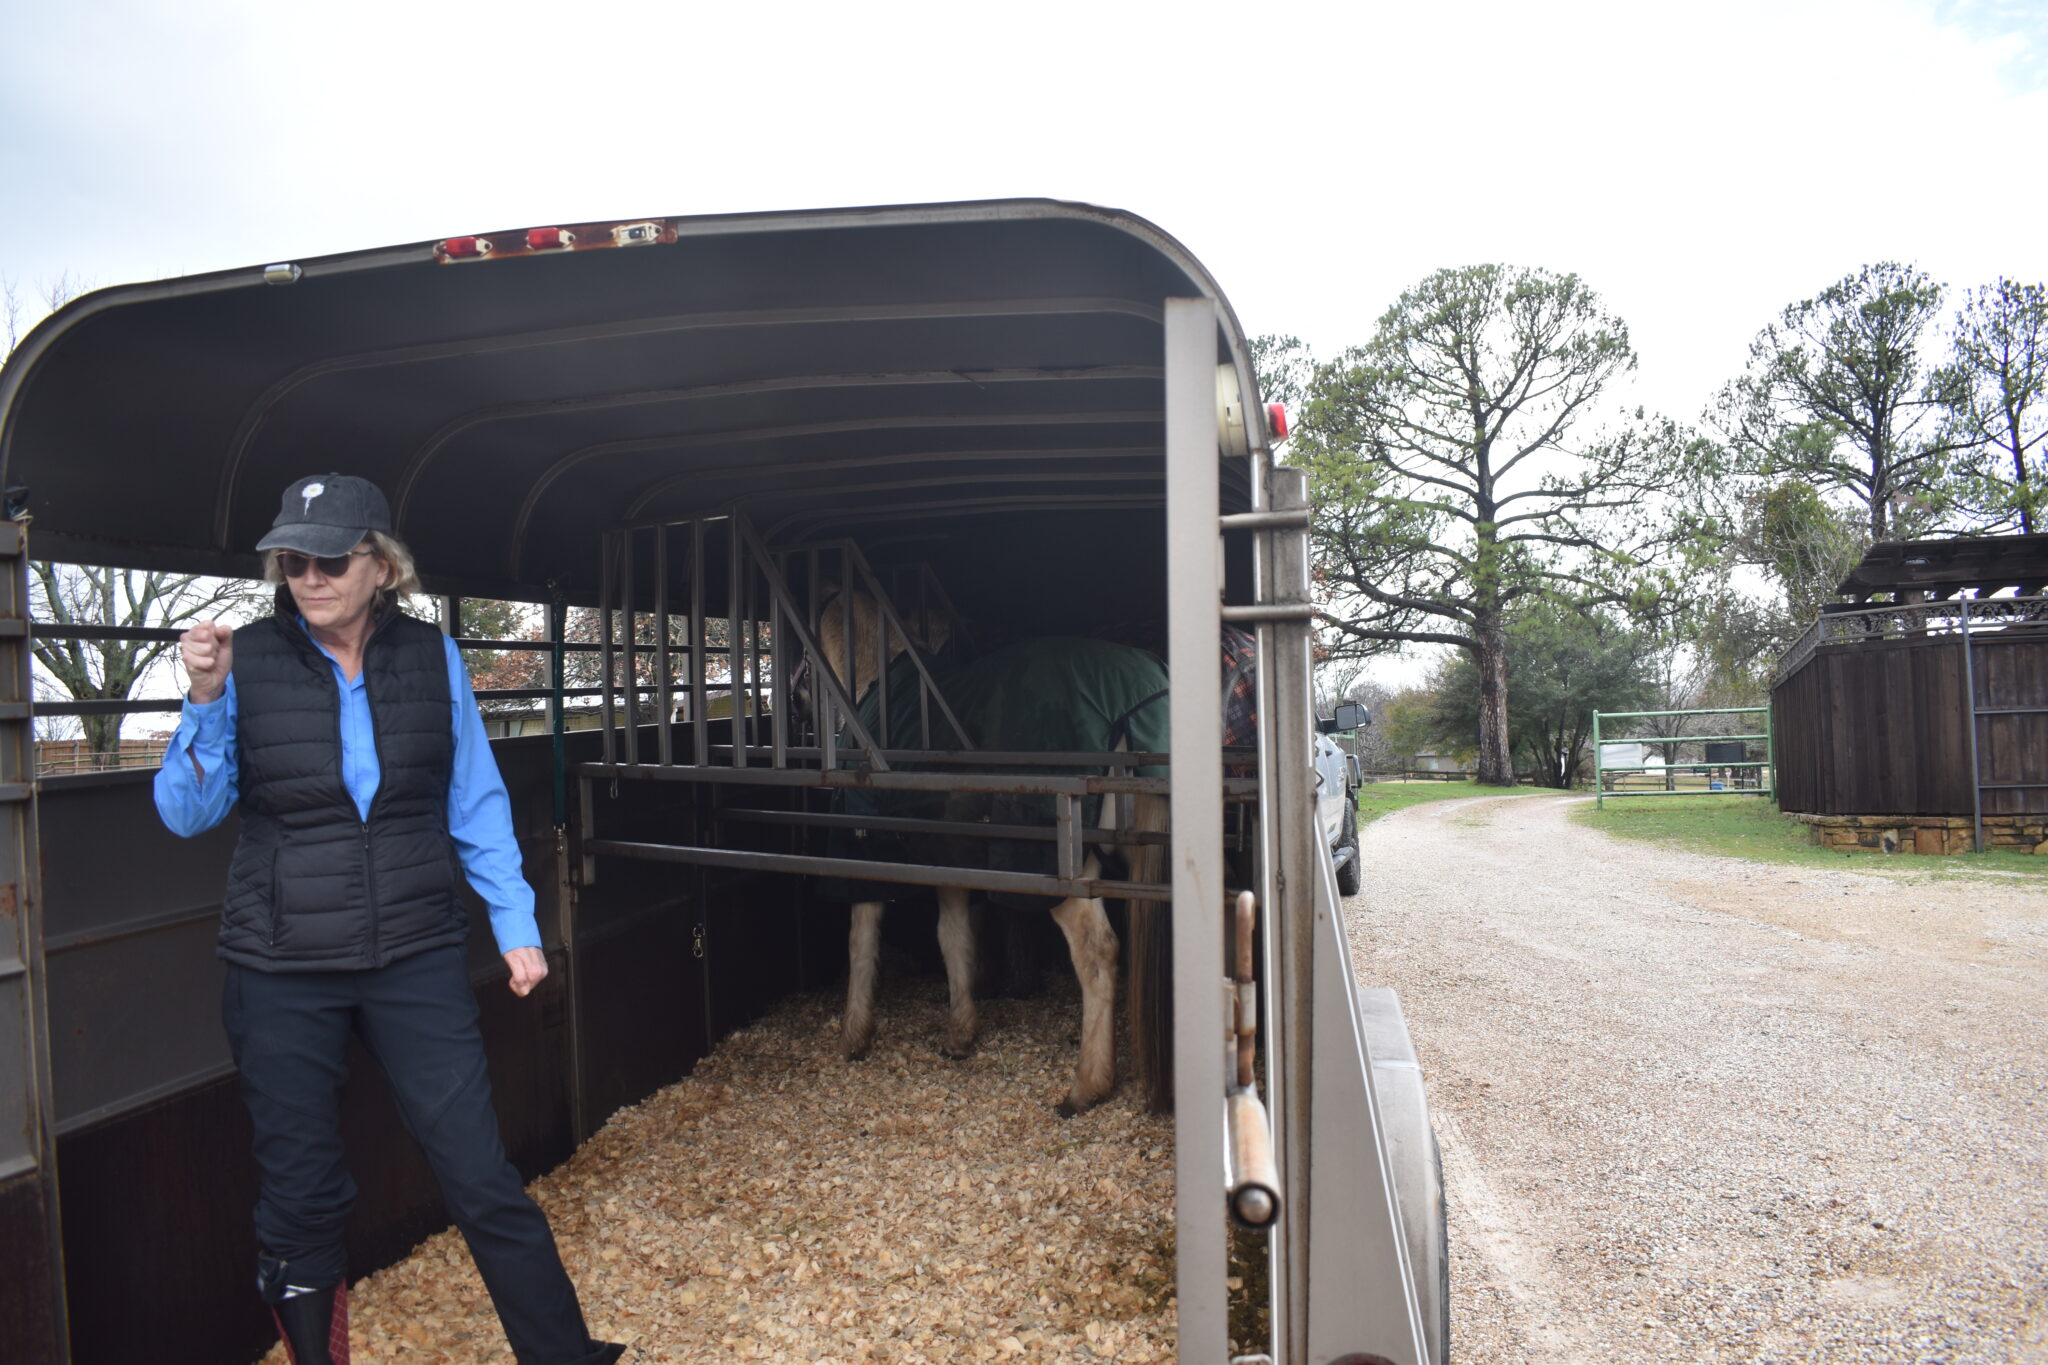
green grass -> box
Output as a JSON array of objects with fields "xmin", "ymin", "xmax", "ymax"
[
  {"xmin": 1354, "ymin": 778, "xmax": 1535, "ymax": 825},
  {"xmin": 1573, "ymin": 795, "xmax": 2048, "ymax": 878}
]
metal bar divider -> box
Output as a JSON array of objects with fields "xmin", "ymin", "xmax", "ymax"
[
  {"xmin": 838, "ymin": 554, "xmax": 854, "ymax": 760},
  {"xmin": 1054, "ymin": 793, "xmax": 1078, "ymax": 880},
  {"xmin": 810, "ymin": 547, "xmax": 834, "ymax": 772},
  {"xmin": 746, "ymin": 546, "xmax": 761, "ymax": 758},
  {"xmin": 549, "ymin": 598, "xmax": 567, "ymax": 828},
  {"xmin": 598, "ymin": 531, "xmax": 618, "ymax": 768},
  {"xmin": 728, "ymin": 514, "xmax": 746, "ymax": 769},
  {"xmin": 771, "ymin": 551, "xmax": 789, "ymax": 769},
  {"xmin": 804, "ymin": 535, "xmax": 974, "ymax": 751},
  {"xmin": 918, "ymin": 568, "xmax": 932, "ymax": 747},
  {"xmin": 730, "ymin": 526, "xmax": 886, "ymax": 768},
  {"xmin": 656, "ymin": 525, "xmax": 673, "ymax": 767},
  {"xmin": 691, "ymin": 520, "xmax": 708, "ymax": 767},
  {"xmin": 875, "ymin": 566, "xmax": 890, "ymax": 749},
  {"xmin": 621, "ymin": 526, "xmax": 639, "ymax": 767}
]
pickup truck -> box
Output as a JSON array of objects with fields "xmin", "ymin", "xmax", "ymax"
[{"xmin": 1318, "ymin": 702, "xmax": 1367, "ymax": 895}]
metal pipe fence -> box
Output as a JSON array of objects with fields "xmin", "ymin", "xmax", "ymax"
[{"xmin": 1593, "ymin": 706, "xmax": 1774, "ymax": 810}]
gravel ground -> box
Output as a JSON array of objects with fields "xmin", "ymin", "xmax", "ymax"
[{"xmin": 1350, "ymin": 793, "xmax": 2048, "ymax": 1365}]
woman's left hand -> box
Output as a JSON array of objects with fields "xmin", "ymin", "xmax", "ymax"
[{"xmin": 503, "ymin": 946, "xmax": 549, "ymax": 997}]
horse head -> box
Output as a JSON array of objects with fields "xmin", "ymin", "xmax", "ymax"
[{"xmin": 791, "ymin": 586, "xmax": 952, "ymax": 727}]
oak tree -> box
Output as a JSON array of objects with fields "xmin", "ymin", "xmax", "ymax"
[
  {"xmin": 1285, "ymin": 265, "xmax": 1702, "ymax": 787},
  {"xmin": 1423, "ymin": 605, "xmax": 1655, "ymax": 790}
]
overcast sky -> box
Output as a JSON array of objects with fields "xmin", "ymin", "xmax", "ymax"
[{"xmin": 5, "ymin": 0, "xmax": 2045, "ymax": 690}]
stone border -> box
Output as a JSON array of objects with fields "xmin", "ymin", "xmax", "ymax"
[{"xmin": 1789, "ymin": 812, "xmax": 2048, "ymax": 856}]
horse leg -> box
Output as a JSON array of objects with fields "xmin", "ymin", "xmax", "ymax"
[
  {"xmin": 936, "ymin": 885, "xmax": 978, "ymax": 1058},
  {"xmin": 1125, "ymin": 791, "xmax": 1174, "ymax": 1114},
  {"xmin": 843, "ymin": 901, "xmax": 885, "ymax": 1060},
  {"xmin": 1050, "ymin": 863, "xmax": 1118, "ymax": 1116}
]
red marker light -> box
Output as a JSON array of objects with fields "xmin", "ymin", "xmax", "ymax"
[
  {"xmin": 442, "ymin": 236, "xmax": 490, "ymax": 260},
  {"xmin": 525, "ymin": 227, "xmax": 574, "ymax": 250},
  {"xmin": 1265, "ymin": 403, "xmax": 1290, "ymax": 440}
]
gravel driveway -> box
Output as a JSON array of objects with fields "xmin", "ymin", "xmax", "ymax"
[{"xmin": 1348, "ymin": 794, "xmax": 2048, "ymax": 1365}]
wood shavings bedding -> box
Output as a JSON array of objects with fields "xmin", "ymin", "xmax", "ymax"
[{"xmin": 262, "ymin": 981, "xmax": 1177, "ymax": 1363}]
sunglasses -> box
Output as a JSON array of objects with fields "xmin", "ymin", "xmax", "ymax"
[{"xmin": 277, "ymin": 548, "xmax": 376, "ymax": 579}]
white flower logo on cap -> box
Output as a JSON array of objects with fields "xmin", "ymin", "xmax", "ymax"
[{"xmin": 302, "ymin": 481, "xmax": 325, "ymax": 515}]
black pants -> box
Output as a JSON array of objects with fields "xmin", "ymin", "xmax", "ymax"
[{"xmin": 223, "ymin": 946, "xmax": 610, "ymax": 1365}]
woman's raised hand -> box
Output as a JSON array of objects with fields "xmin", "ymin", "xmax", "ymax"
[{"xmin": 180, "ymin": 622, "xmax": 234, "ymax": 704}]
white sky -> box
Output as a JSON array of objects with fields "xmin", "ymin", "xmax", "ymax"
[{"xmin": 5, "ymin": 0, "xmax": 2046, "ymax": 694}]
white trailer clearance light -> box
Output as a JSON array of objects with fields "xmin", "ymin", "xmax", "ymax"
[{"xmin": 1216, "ymin": 363, "xmax": 1251, "ymax": 457}]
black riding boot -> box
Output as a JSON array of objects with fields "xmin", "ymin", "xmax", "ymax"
[
  {"xmin": 272, "ymin": 1284, "xmax": 347, "ymax": 1365},
  {"xmin": 259, "ymin": 1253, "xmax": 348, "ymax": 1365}
]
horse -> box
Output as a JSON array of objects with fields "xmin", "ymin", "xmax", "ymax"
[{"xmin": 801, "ymin": 589, "xmax": 1175, "ymax": 1117}]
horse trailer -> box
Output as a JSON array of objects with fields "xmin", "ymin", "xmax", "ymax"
[{"xmin": 0, "ymin": 200, "xmax": 1445, "ymax": 1364}]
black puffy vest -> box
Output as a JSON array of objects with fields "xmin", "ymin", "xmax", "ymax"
[{"xmin": 216, "ymin": 607, "xmax": 465, "ymax": 971}]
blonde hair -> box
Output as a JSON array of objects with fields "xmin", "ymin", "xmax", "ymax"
[{"xmin": 263, "ymin": 530, "xmax": 422, "ymax": 598}]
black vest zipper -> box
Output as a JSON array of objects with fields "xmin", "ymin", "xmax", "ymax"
[
  {"xmin": 305, "ymin": 608, "xmax": 400, "ymax": 969},
  {"xmin": 359, "ymin": 609, "xmax": 401, "ymax": 967}
]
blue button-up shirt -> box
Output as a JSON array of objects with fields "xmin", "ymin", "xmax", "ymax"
[{"xmin": 152, "ymin": 629, "xmax": 540, "ymax": 955}]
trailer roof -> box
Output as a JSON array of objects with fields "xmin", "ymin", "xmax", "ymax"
[{"xmin": 0, "ymin": 200, "xmax": 1255, "ymax": 625}]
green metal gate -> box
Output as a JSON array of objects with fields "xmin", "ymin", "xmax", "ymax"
[{"xmin": 1593, "ymin": 706, "xmax": 1773, "ymax": 810}]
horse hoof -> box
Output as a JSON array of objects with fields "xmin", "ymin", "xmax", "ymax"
[
  {"xmin": 843, "ymin": 1032, "xmax": 874, "ymax": 1062},
  {"xmin": 939, "ymin": 1040, "xmax": 976, "ymax": 1061},
  {"xmin": 1056, "ymin": 1093, "xmax": 1104, "ymax": 1119}
]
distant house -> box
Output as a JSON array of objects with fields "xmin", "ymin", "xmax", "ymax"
[
  {"xmin": 1410, "ymin": 749, "xmax": 1464, "ymax": 774},
  {"xmin": 1597, "ymin": 742, "xmax": 1661, "ymax": 770}
]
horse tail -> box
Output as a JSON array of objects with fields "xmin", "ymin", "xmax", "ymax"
[{"xmin": 1125, "ymin": 790, "xmax": 1174, "ymax": 1114}]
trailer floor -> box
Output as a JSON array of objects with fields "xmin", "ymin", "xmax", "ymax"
[
  {"xmin": 1352, "ymin": 792, "xmax": 2048, "ymax": 1365},
  {"xmin": 263, "ymin": 983, "xmax": 1175, "ymax": 1364}
]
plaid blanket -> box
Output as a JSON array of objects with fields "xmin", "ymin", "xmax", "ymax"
[{"xmin": 1220, "ymin": 626, "xmax": 1259, "ymax": 749}]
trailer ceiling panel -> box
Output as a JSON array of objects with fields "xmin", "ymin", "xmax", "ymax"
[{"xmin": 0, "ymin": 201, "xmax": 1255, "ymax": 625}]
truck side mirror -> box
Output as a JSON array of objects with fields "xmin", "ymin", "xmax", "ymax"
[
  {"xmin": 1332, "ymin": 702, "xmax": 1368, "ymax": 732},
  {"xmin": 1316, "ymin": 716, "xmax": 1339, "ymax": 735}
]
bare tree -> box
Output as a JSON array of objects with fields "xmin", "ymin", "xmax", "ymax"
[
  {"xmin": 2, "ymin": 275, "xmax": 23, "ymax": 355},
  {"xmin": 30, "ymin": 564, "xmax": 267, "ymax": 762}
]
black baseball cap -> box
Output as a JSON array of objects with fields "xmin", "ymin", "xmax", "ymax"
[{"xmin": 255, "ymin": 475, "xmax": 393, "ymax": 558}]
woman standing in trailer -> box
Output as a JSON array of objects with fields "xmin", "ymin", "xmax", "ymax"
[{"xmin": 155, "ymin": 475, "xmax": 624, "ymax": 1365}]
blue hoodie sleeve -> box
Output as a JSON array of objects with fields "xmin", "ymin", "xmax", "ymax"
[
  {"xmin": 153, "ymin": 677, "xmax": 240, "ymax": 836},
  {"xmin": 443, "ymin": 636, "xmax": 542, "ymax": 955}
]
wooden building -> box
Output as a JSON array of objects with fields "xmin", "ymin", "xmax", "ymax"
[{"xmin": 1772, "ymin": 534, "xmax": 2048, "ymax": 854}]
